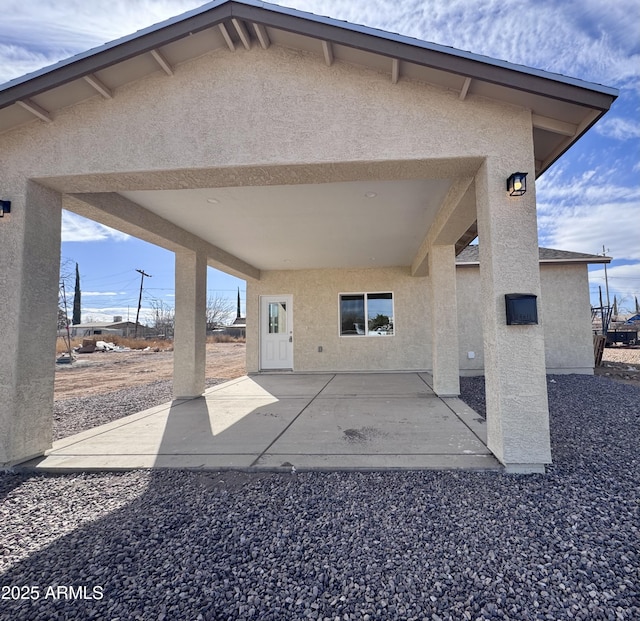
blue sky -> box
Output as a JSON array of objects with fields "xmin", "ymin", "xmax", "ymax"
[{"xmin": 1, "ymin": 0, "xmax": 639, "ymax": 322}]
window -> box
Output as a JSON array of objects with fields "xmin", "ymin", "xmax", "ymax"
[
  {"xmin": 268, "ymin": 301, "xmax": 287, "ymax": 334},
  {"xmin": 340, "ymin": 293, "xmax": 394, "ymax": 336}
]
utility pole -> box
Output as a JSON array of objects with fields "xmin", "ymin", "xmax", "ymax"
[
  {"xmin": 134, "ymin": 269, "xmax": 152, "ymax": 338},
  {"xmin": 602, "ymin": 245, "xmax": 610, "ymax": 310}
]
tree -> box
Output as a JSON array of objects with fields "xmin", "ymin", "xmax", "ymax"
[
  {"xmin": 150, "ymin": 299, "xmax": 174, "ymax": 338},
  {"xmin": 58, "ymin": 257, "xmax": 75, "ymax": 330},
  {"xmin": 72, "ymin": 262, "xmax": 81, "ymax": 325},
  {"xmin": 369, "ymin": 313, "xmax": 391, "ymax": 332},
  {"xmin": 57, "ymin": 307, "xmax": 69, "ymax": 330},
  {"xmin": 206, "ymin": 294, "xmax": 235, "ymax": 330}
]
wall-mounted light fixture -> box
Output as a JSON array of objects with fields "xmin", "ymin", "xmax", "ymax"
[
  {"xmin": 0, "ymin": 200, "xmax": 11, "ymax": 217},
  {"xmin": 507, "ymin": 172, "xmax": 527, "ymax": 196}
]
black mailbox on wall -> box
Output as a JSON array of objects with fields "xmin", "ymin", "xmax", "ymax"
[{"xmin": 505, "ymin": 294, "xmax": 538, "ymax": 325}]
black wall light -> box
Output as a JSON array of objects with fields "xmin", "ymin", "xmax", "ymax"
[
  {"xmin": 0, "ymin": 200, "xmax": 11, "ymax": 217},
  {"xmin": 507, "ymin": 172, "xmax": 527, "ymax": 196}
]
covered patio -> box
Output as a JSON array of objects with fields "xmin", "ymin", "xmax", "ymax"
[
  {"xmin": 0, "ymin": 1, "xmax": 617, "ymax": 474},
  {"xmin": 21, "ymin": 373, "xmax": 499, "ymax": 472}
]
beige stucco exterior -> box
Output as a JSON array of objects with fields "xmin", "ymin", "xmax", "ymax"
[
  {"xmin": 248, "ymin": 261, "xmax": 596, "ymax": 377},
  {"xmin": 1, "ymin": 3, "xmax": 613, "ymax": 472},
  {"xmin": 456, "ymin": 262, "xmax": 595, "ymax": 375},
  {"xmin": 247, "ymin": 267, "xmax": 431, "ymax": 373}
]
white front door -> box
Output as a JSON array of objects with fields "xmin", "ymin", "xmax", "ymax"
[{"xmin": 260, "ymin": 295, "xmax": 293, "ymax": 370}]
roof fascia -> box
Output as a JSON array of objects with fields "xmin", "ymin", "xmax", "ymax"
[
  {"xmin": 0, "ymin": 2, "xmax": 233, "ymax": 109},
  {"xmin": 456, "ymin": 257, "xmax": 612, "ymax": 267},
  {"xmin": 0, "ymin": 0, "xmax": 618, "ymax": 114},
  {"xmin": 230, "ymin": 3, "xmax": 618, "ymax": 110}
]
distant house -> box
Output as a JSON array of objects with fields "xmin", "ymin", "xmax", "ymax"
[{"xmin": 58, "ymin": 320, "xmax": 149, "ymax": 339}]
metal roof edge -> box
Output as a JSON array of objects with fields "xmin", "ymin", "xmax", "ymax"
[
  {"xmin": 0, "ymin": 0, "xmax": 619, "ymax": 110},
  {"xmin": 0, "ymin": 0, "xmax": 230, "ymax": 93},
  {"xmin": 239, "ymin": 1, "xmax": 619, "ymax": 98}
]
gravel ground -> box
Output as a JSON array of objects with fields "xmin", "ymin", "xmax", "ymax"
[
  {"xmin": 1, "ymin": 374, "xmax": 638, "ymax": 621},
  {"xmin": 52, "ymin": 378, "xmax": 227, "ymax": 441}
]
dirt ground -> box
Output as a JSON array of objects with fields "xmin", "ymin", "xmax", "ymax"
[
  {"xmin": 595, "ymin": 345, "xmax": 640, "ymax": 386},
  {"xmin": 54, "ymin": 342, "xmax": 246, "ymax": 399},
  {"xmin": 54, "ymin": 342, "xmax": 640, "ymax": 400}
]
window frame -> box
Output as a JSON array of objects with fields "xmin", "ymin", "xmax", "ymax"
[{"xmin": 338, "ymin": 291, "xmax": 395, "ymax": 337}]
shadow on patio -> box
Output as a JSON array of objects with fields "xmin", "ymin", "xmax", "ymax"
[{"xmin": 22, "ymin": 374, "xmax": 500, "ymax": 472}]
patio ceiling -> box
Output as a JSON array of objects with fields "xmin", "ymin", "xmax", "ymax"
[{"xmin": 119, "ymin": 178, "xmax": 453, "ymax": 271}]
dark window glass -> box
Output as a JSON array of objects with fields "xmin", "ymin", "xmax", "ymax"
[{"xmin": 340, "ymin": 295, "xmax": 365, "ymax": 336}]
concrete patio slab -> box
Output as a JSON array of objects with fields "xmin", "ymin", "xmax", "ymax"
[
  {"xmin": 210, "ymin": 374, "xmax": 334, "ymax": 398},
  {"xmin": 267, "ymin": 397, "xmax": 488, "ymax": 455},
  {"xmin": 319, "ymin": 373, "xmax": 433, "ymax": 397},
  {"xmin": 19, "ymin": 373, "xmax": 501, "ymax": 472}
]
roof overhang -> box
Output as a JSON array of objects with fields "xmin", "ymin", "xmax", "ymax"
[{"xmin": 0, "ymin": 0, "xmax": 618, "ymax": 176}]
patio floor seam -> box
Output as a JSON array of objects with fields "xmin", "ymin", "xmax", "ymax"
[{"xmin": 248, "ymin": 374, "xmax": 337, "ymax": 467}]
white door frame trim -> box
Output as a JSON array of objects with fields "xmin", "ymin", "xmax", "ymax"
[{"xmin": 259, "ymin": 294, "xmax": 294, "ymax": 370}]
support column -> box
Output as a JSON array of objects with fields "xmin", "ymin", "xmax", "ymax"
[
  {"xmin": 429, "ymin": 244, "xmax": 460, "ymax": 396},
  {"xmin": 173, "ymin": 249, "xmax": 207, "ymax": 399},
  {"xmin": 475, "ymin": 158, "xmax": 551, "ymax": 473},
  {"xmin": 0, "ymin": 181, "xmax": 62, "ymax": 466}
]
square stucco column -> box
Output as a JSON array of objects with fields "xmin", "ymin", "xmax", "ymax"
[
  {"xmin": 429, "ymin": 245, "xmax": 460, "ymax": 396},
  {"xmin": 173, "ymin": 249, "xmax": 207, "ymax": 399},
  {"xmin": 475, "ymin": 158, "xmax": 551, "ymax": 473},
  {"xmin": 0, "ymin": 181, "xmax": 61, "ymax": 466}
]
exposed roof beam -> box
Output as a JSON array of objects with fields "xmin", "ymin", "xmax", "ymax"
[
  {"xmin": 536, "ymin": 109, "xmax": 600, "ymax": 171},
  {"xmin": 253, "ymin": 23, "xmax": 271, "ymax": 49},
  {"xmin": 455, "ymin": 221, "xmax": 477, "ymax": 255},
  {"xmin": 219, "ymin": 22, "xmax": 236, "ymax": 51},
  {"xmin": 459, "ymin": 77, "xmax": 472, "ymax": 100},
  {"xmin": 83, "ymin": 73, "xmax": 113, "ymax": 99},
  {"xmin": 391, "ymin": 58, "xmax": 400, "ymax": 84},
  {"xmin": 322, "ymin": 40, "xmax": 334, "ymax": 66},
  {"xmin": 150, "ymin": 49, "xmax": 174, "ymax": 75},
  {"xmin": 411, "ymin": 177, "xmax": 475, "ymax": 277},
  {"xmin": 232, "ymin": 18, "xmax": 252, "ymax": 50},
  {"xmin": 0, "ymin": 2, "xmax": 616, "ymax": 116},
  {"xmin": 532, "ymin": 113, "xmax": 577, "ymax": 136},
  {"xmin": 16, "ymin": 98, "xmax": 52, "ymax": 122}
]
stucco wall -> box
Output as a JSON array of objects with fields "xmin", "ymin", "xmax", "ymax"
[
  {"xmin": 247, "ymin": 268, "xmax": 430, "ymax": 373},
  {"xmin": 248, "ymin": 262, "xmax": 594, "ymax": 375},
  {"xmin": 2, "ymin": 44, "xmax": 532, "ymax": 192},
  {"xmin": 539, "ymin": 264, "xmax": 594, "ymax": 373},
  {"xmin": 456, "ymin": 263, "xmax": 595, "ymax": 375}
]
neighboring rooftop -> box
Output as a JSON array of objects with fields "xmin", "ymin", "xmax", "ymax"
[{"xmin": 456, "ymin": 246, "xmax": 611, "ymax": 265}]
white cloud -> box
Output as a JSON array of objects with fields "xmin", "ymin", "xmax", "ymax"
[
  {"xmin": 0, "ymin": 0, "xmax": 206, "ymax": 83},
  {"xmin": 594, "ymin": 117, "xmax": 640, "ymax": 141},
  {"xmin": 1, "ymin": 0, "xmax": 638, "ymax": 90},
  {"xmin": 82, "ymin": 291, "xmax": 127, "ymax": 296},
  {"xmin": 61, "ymin": 211, "xmax": 130, "ymax": 243},
  {"xmin": 588, "ymin": 263, "xmax": 640, "ymax": 306},
  {"xmin": 536, "ymin": 163, "xmax": 640, "ymax": 263},
  {"xmin": 277, "ymin": 0, "xmax": 640, "ymax": 89},
  {"xmin": 81, "ymin": 305, "xmax": 154, "ymax": 323}
]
